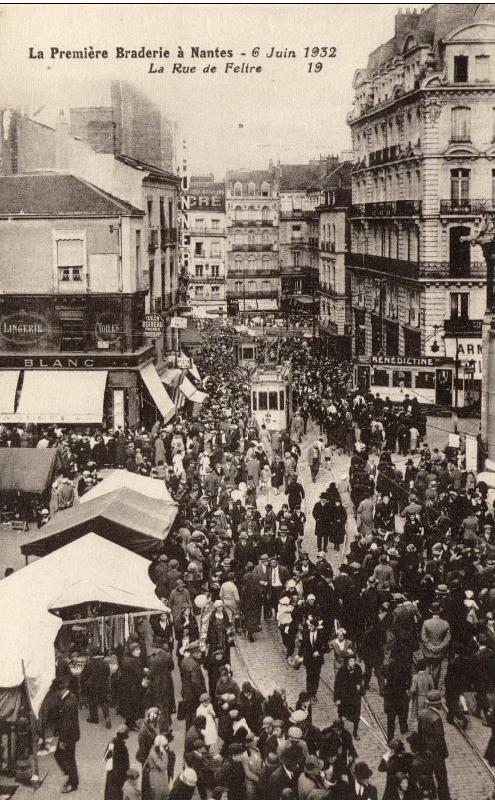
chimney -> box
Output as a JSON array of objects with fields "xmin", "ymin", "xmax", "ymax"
[{"xmin": 55, "ymin": 109, "xmax": 70, "ymax": 170}]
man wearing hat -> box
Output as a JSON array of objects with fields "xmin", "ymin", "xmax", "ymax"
[
  {"xmin": 180, "ymin": 641, "xmax": 207, "ymax": 730},
  {"xmin": 297, "ymin": 755, "xmax": 324, "ymax": 798},
  {"xmin": 269, "ymin": 748, "xmax": 300, "ymax": 796},
  {"xmin": 312, "ymin": 493, "xmax": 332, "ymax": 553},
  {"xmin": 351, "ymin": 762, "xmax": 377, "ymax": 800},
  {"xmin": 420, "ymin": 601, "xmax": 451, "ymax": 688},
  {"xmin": 418, "ymin": 690, "xmax": 451, "ymax": 800},
  {"xmin": 299, "ymin": 617, "xmax": 326, "ymax": 702},
  {"xmin": 52, "ymin": 678, "xmax": 80, "ymax": 794}
]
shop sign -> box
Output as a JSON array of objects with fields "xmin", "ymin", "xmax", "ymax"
[
  {"xmin": 170, "ymin": 316, "xmax": 187, "ymax": 329},
  {"xmin": 444, "ymin": 338, "xmax": 482, "ymax": 379},
  {"xmin": 143, "ymin": 313, "xmax": 164, "ymax": 339},
  {"xmin": 0, "ymin": 311, "xmax": 49, "ymax": 345},
  {"xmin": 95, "ymin": 313, "xmax": 121, "ymax": 343},
  {"xmin": 370, "ymin": 355, "xmax": 444, "ymax": 368},
  {"xmin": 176, "ymin": 355, "xmax": 191, "ymax": 369}
]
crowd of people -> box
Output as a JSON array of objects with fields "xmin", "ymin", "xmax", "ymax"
[{"xmin": 8, "ymin": 324, "xmax": 495, "ymax": 800}]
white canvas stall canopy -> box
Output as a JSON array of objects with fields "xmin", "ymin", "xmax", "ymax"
[
  {"xmin": 0, "ymin": 533, "xmax": 166, "ymax": 716},
  {"xmin": 179, "ymin": 375, "xmax": 207, "ymax": 404},
  {"xmin": 15, "ymin": 370, "xmax": 107, "ymax": 423},
  {"xmin": 0, "ymin": 370, "xmax": 20, "ymax": 422},
  {"xmin": 79, "ymin": 468, "xmax": 176, "ymax": 505},
  {"xmin": 140, "ymin": 362, "xmax": 175, "ymax": 422}
]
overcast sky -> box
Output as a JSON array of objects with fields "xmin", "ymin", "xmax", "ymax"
[{"xmin": 0, "ymin": 4, "xmax": 429, "ymax": 178}]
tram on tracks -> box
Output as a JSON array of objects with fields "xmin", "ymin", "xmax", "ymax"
[{"xmin": 249, "ymin": 362, "xmax": 292, "ymax": 433}]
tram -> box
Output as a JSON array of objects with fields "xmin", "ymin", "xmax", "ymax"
[
  {"xmin": 249, "ymin": 362, "xmax": 292, "ymax": 433},
  {"xmin": 354, "ymin": 355, "xmax": 455, "ymax": 407}
]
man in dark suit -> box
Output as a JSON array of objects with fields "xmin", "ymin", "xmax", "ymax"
[
  {"xmin": 269, "ymin": 749, "xmax": 300, "ymax": 796},
  {"xmin": 298, "ymin": 617, "xmax": 325, "ymax": 701},
  {"xmin": 418, "ymin": 690, "xmax": 451, "ymax": 800},
  {"xmin": 267, "ymin": 556, "xmax": 290, "ymax": 615},
  {"xmin": 53, "ymin": 678, "xmax": 80, "ymax": 793},
  {"xmin": 350, "ymin": 761, "xmax": 378, "ymax": 799},
  {"xmin": 312, "ymin": 493, "xmax": 332, "ymax": 552},
  {"xmin": 180, "ymin": 641, "xmax": 207, "ymax": 729}
]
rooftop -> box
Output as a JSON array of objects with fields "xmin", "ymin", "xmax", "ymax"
[
  {"xmin": 279, "ymin": 160, "xmax": 338, "ymax": 191},
  {"xmin": 0, "ymin": 173, "xmax": 144, "ymax": 217},
  {"xmin": 115, "ymin": 154, "xmax": 181, "ymax": 184}
]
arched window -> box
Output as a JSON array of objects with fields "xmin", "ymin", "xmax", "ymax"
[
  {"xmin": 233, "ymin": 182, "xmax": 242, "ymax": 197},
  {"xmin": 248, "ymin": 206, "xmax": 256, "ymax": 223},
  {"xmin": 234, "ymin": 206, "xmax": 243, "ymax": 222},
  {"xmin": 261, "ymin": 206, "xmax": 270, "ymax": 222},
  {"xmin": 248, "ymin": 231, "xmax": 255, "ymax": 246},
  {"xmin": 247, "ymin": 182, "xmax": 256, "ymax": 197},
  {"xmin": 247, "ymin": 280, "xmax": 255, "ymax": 291},
  {"xmin": 451, "ymin": 106, "xmax": 471, "ymax": 142},
  {"xmin": 262, "ymin": 230, "xmax": 269, "ymax": 244},
  {"xmin": 261, "ymin": 182, "xmax": 270, "ymax": 197},
  {"xmin": 234, "ymin": 258, "xmax": 242, "ymax": 271}
]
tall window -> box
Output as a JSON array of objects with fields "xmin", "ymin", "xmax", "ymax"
[
  {"xmin": 475, "ymin": 54, "xmax": 490, "ymax": 82},
  {"xmin": 451, "ymin": 106, "xmax": 471, "ymax": 142},
  {"xmin": 135, "ymin": 230, "xmax": 141, "ymax": 271},
  {"xmin": 195, "ymin": 265, "xmax": 204, "ymax": 277},
  {"xmin": 56, "ymin": 239, "xmax": 84, "ymax": 283},
  {"xmin": 159, "ymin": 197, "xmax": 165, "ymax": 229},
  {"xmin": 492, "ymin": 169, "xmax": 495, "ymax": 205},
  {"xmin": 211, "ymin": 265, "xmax": 220, "ymax": 277},
  {"xmin": 454, "ymin": 55, "xmax": 468, "ymax": 83},
  {"xmin": 261, "ymin": 182, "xmax": 270, "ymax": 197},
  {"xmin": 262, "ymin": 206, "xmax": 270, "ymax": 222},
  {"xmin": 450, "ymin": 292, "xmax": 469, "ymax": 320},
  {"xmin": 147, "ymin": 195, "xmax": 153, "ymax": 220},
  {"xmin": 247, "ymin": 182, "xmax": 255, "ymax": 197},
  {"xmin": 450, "ymin": 168, "xmax": 470, "ymax": 204},
  {"xmin": 211, "ymin": 219, "xmax": 220, "ymax": 230},
  {"xmin": 233, "ymin": 182, "xmax": 242, "ymax": 197},
  {"xmin": 234, "ymin": 206, "xmax": 242, "ymax": 222},
  {"xmin": 248, "ymin": 206, "xmax": 256, "ymax": 223}
]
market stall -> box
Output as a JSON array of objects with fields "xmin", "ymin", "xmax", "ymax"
[
  {"xmin": 79, "ymin": 469, "xmax": 176, "ymax": 505},
  {"xmin": 0, "ymin": 448, "xmax": 61, "ymax": 524},
  {"xmin": 20, "ymin": 487, "xmax": 177, "ymax": 560}
]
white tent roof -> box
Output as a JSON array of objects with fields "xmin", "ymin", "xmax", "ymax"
[
  {"xmin": 80, "ymin": 469, "xmax": 175, "ymax": 505},
  {"xmin": 0, "ymin": 533, "xmax": 165, "ymax": 716}
]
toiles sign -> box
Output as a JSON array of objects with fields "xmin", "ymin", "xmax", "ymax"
[
  {"xmin": 95, "ymin": 313, "xmax": 121, "ymax": 343},
  {"xmin": 0, "ymin": 310, "xmax": 49, "ymax": 344}
]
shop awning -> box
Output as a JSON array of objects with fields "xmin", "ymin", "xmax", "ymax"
[
  {"xmin": 160, "ymin": 367, "xmax": 182, "ymax": 387},
  {"xmin": 0, "ymin": 448, "xmax": 60, "ymax": 494},
  {"xmin": 293, "ymin": 294, "xmax": 314, "ymax": 305},
  {"xmin": 180, "ymin": 375, "xmax": 207, "ymax": 404},
  {"xmin": 140, "ymin": 363, "xmax": 175, "ymax": 422},
  {"xmin": 242, "ymin": 300, "xmax": 258, "ymax": 311},
  {"xmin": 257, "ymin": 299, "xmax": 279, "ymax": 311},
  {"xmin": 0, "ymin": 371, "xmax": 20, "ymax": 422},
  {"xmin": 15, "ymin": 370, "xmax": 107, "ymax": 424}
]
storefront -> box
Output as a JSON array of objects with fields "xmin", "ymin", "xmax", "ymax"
[
  {"xmin": 354, "ymin": 354, "xmax": 455, "ymax": 408},
  {"xmin": 0, "ymin": 298, "xmax": 176, "ymax": 429},
  {"xmin": 0, "ymin": 353, "xmax": 175, "ymax": 430},
  {"xmin": 444, "ymin": 335, "xmax": 482, "ymax": 413}
]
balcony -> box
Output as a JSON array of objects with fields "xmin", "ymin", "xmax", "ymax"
[
  {"xmin": 188, "ymin": 226, "xmax": 225, "ymax": 236},
  {"xmin": 439, "ymin": 199, "xmax": 494, "ymax": 215},
  {"xmin": 347, "ymin": 252, "xmax": 419, "ymax": 279},
  {"xmin": 227, "ymin": 220, "xmax": 274, "ymax": 227},
  {"xmin": 349, "ymin": 200, "xmax": 422, "ymax": 218},
  {"xmin": 228, "ymin": 269, "xmax": 279, "ymax": 278},
  {"xmin": 319, "ymin": 282, "xmax": 349, "ymax": 299},
  {"xmin": 309, "ymin": 237, "xmax": 319, "ymax": 250},
  {"xmin": 227, "ymin": 289, "xmax": 279, "ymax": 299},
  {"xmin": 189, "ymin": 275, "xmax": 225, "ymax": 283},
  {"xmin": 148, "ymin": 227, "xmax": 159, "ymax": 252},
  {"xmin": 160, "ymin": 227, "xmax": 178, "ymax": 248},
  {"xmin": 230, "ymin": 243, "xmax": 276, "ymax": 252},
  {"xmin": 347, "ymin": 252, "xmax": 486, "ymax": 280},
  {"xmin": 443, "ymin": 318, "xmax": 483, "ymax": 336},
  {"xmin": 279, "ymin": 210, "xmax": 315, "ymax": 221},
  {"xmin": 320, "ymin": 241, "xmax": 336, "ymax": 253}
]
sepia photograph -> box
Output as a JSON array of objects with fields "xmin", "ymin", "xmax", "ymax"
[{"xmin": 1, "ymin": 3, "xmax": 495, "ymax": 798}]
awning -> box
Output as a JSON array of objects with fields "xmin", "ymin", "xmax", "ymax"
[
  {"xmin": 160, "ymin": 367, "xmax": 182, "ymax": 387},
  {"xmin": 140, "ymin": 363, "xmax": 175, "ymax": 422},
  {"xmin": 242, "ymin": 300, "xmax": 258, "ymax": 311},
  {"xmin": 257, "ymin": 299, "xmax": 279, "ymax": 311},
  {"xmin": 293, "ymin": 294, "xmax": 314, "ymax": 305},
  {"xmin": 180, "ymin": 375, "xmax": 207, "ymax": 404},
  {"xmin": 190, "ymin": 360, "xmax": 202, "ymax": 382},
  {"xmin": 0, "ymin": 371, "xmax": 20, "ymax": 422},
  {"xmin": 0, "ymin": 448, "xmax": 61, "ymax": 494},
  {"xmin": 15, "ymin": 370, "xmax": 107, "ymax": 423}
]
